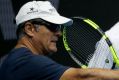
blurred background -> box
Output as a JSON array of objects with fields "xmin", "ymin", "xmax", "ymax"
[{"xmin": 0, "ymin": 0, "xmax": 119, "ymax": 67}]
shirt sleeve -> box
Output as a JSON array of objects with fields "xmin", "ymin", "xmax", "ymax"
[
  {"xmin": 15, "ymin": 55, "xmax": 69, "ymax": 80},
  {"xmin": 88, "ymin": 38, "xmax": 113, "ymax": 69}
]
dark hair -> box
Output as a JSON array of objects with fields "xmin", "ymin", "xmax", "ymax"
[{"xmin": 16, "ymin": 22, "xmax": 25, "ymax": 39}]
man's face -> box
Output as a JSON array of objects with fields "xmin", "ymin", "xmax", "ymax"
[{"xmin": 32, "ymin": 24, "xmax": 61, "ymax": 55}]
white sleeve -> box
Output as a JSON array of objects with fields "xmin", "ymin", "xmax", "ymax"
[
  {"xmin": 88, "ymin": 22, "xmax": 119, "ymax": 69},
  {"xmin": 88, "ymin": 38, "xmax": 113, "ymax": 69}
]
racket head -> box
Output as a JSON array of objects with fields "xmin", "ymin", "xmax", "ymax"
[{"xmin": 63, "ymin": 17, "xmax": 102, "ymax": 68}]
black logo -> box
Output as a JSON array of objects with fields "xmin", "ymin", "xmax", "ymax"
[
  {"xmin": 30, "ymin": 7, "xmax": 34, "ymax": 11},
  {"xmin": 27, "ymin": 7, "xmax": 38, "ymax": 14}
]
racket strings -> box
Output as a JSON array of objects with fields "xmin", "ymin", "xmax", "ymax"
[
  {"xmin": 66, "ymin": 19, "xmax": 102, "ymax": 65},
  {"xmin": 65, "ymin": 31, "xmax": 86, "ymax": 63},
  {"xmin": 66, "ymin": 25, "xmax": 90, "ymax": 64},
  {"xmin": 68, "ymin": 42, "xmax": 86, "ymax": 63},
  {"xmin": 71, "ymin": 24, "xmax": 96, "ymax": 63}
]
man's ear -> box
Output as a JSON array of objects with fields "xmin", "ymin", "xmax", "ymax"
[{"xmin": 24, "ymin": 22, "xmax": 35, "ymax": 37}]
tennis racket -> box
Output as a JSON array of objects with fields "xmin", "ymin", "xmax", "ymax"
[{"xmin": 62, "ymin": 16, "xmax": 119, "ymax": 68}]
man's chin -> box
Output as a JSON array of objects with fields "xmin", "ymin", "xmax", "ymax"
[
  {"xmin": 45, "ymin": 47, "xmax": 57, "ymax": 55},
  {"xmin": 50, "ymin": 47, "xmax": 57, "ymax": 53}
]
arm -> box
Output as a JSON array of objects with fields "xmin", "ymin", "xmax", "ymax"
[{"xmin": 60, "ymin": 68, "xmax": 119, "ymax": 80}]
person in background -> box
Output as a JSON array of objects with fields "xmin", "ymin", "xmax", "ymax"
[
  {"xmin": 88, "ymin": 21, "xmax": 119, "ymax": 69},
  {"xmin": 0, "ymin": 1, "xmax": 119, "ymax": 80}
]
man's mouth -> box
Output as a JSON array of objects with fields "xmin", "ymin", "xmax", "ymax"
[
  {"xmin": 51, "ymin": 37, "xmax": 58, "ymax": 42},
  {"xmin": 51, "ymin": 40, "xmax": 57, "ymax": 43}
]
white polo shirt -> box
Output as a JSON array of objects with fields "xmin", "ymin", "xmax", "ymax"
[{"xmin": 88, "ymin": 22, "xmax": 119, "ymax": 69}]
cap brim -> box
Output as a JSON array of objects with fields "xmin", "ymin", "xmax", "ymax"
[{"xmin": 40, "ymin": 15, "xmax": 73, "ymax": 26}]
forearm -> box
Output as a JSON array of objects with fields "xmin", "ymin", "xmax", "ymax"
[
  {"xmin": 86, "ymin": 68, "xmax": 119, "ymax": 80},
  {"xmin": 60, "ymin": 68, "xmax": 119, "ymax": 80},
  {"xmin": 60, "ymin": 68, "xmax": 98, "ymax": 80},
  {"xmin": 77, "ymin": 68, "xmax": 119, "ymax": 80}
]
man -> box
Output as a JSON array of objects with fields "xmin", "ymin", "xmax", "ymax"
[
  {"xmin": 88, "ymin": 21, "xmax": 119, "ymax": 69},
  {"xmin": 0, "ymin": 1, "xmax": 119, "ymax": 80}
]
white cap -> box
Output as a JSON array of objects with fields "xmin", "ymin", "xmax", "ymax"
[{"xmin": 15, "ymin": 1, "xmax": 73, "ymax": 26}]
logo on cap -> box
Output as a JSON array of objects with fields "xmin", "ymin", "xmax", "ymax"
[
  {"xmin": 27, "ymin": 7, "xmax": 38, "ymax": 14},
  {"xmin": 30, "ymin": 7, "xmax": 34, "ymax": 11}
]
